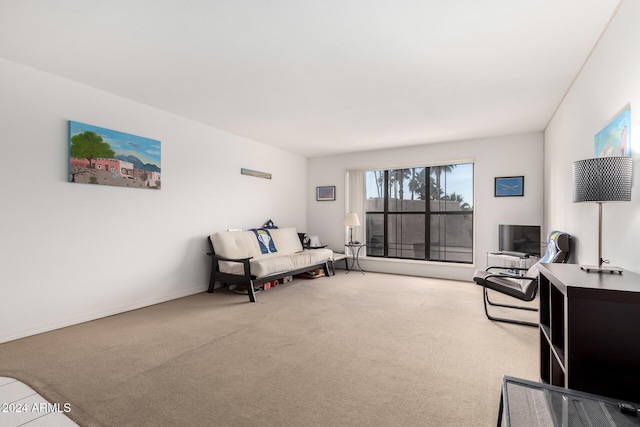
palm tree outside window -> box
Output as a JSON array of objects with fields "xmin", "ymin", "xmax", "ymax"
[{"xmin": 364, "ymin": 163, "xmax": 474, "ymax": 263}]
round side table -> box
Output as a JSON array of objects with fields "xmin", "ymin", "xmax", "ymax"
[{"xmin": 345, "ymin": 243, "xmax": 365, "ymax": 274}]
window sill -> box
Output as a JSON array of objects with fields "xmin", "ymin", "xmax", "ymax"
[{"xmin": 360, "ymin": 255, "xmax": 476, "ymax": 269}]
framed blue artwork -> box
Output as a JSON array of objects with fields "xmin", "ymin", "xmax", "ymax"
[
  {"xmin": 594, "ymin": 107, "xmax": 631, "ymax": 158},
  {"xmin": 495, "ymin": 176, "xmax": 524, "ymax": 197}
]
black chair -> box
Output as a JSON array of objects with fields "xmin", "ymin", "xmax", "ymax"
[{"xmin": 473, "ymin": 231, "xmax": 571, "ymax": 327}]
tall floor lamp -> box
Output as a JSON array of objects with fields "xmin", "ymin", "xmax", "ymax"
[
  {"xmin": 573, "ymin": 156, "xmax": 632, "ymax": 274},
  {"xmin": 343, "ymin": 212, "xmax": 361, "ymax": 244}
]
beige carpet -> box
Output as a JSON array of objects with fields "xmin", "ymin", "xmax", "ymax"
[{"xmin": 0, "ymin": 272, "xmax": 539, "ymax": 426}]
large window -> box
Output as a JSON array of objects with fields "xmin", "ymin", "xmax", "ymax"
[{"xmin": 364, "ymin": 163, "xmax": 474, "ymax": 263}]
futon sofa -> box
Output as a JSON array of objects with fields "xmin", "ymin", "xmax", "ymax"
[{"xmin": 207, "ymin": 227, "xmax": 333, "ymax": 302}]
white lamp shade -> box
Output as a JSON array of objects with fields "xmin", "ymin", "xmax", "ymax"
[{"xmin": 343, "ymin": 212, "xmax": 361, "ymax": 227}]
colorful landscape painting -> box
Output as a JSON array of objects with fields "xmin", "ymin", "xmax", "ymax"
[
  {"xmin": 594, "ymin": 108, "xmax": 631, "ymax": 158},
  {"xmin": 69, "ymin": 121, "xmax": 161, "ymax": 189}
]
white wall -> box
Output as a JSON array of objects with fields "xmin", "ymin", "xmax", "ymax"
[
  {"xmin": 0, "ymin": 58, "xmax": 309, "ymax": 343},
  {"xmin": 544, "ymin": 0, "xmax": 640, "ymax": 273},
  {"xmin": 308, "ymin": 132, "xmax": 544, "ymax": 281}
]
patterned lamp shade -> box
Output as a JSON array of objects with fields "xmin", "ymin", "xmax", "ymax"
[{"xmin": 573, "ymin": 157, "xmax": 632, "ymax": 203}]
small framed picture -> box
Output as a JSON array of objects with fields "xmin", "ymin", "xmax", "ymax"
[
  {"xmin": 495, "ymin": 176, "xmax": 524, "ymax": 197},
  {"xmin": 316, "ymin": 186, "xmax": 336, "ymax": 201}
]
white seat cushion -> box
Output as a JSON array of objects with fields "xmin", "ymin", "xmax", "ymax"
[
  {"xmin": 211, "ymin": 227, "xmax": 331, "ymax": 277},
  {"xmin": 249, "ymin": 248, "xmax": 333, "ymax": 277}
]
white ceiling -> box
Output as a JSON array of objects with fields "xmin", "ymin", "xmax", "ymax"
[{"xmin": 0, "ymin": 0, "xmax": 622, "ymax": 157}]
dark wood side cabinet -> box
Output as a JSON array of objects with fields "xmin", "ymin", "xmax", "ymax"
[{"xmin": 538, "ymin": 263, "xmax": 640, "ymax": 403}]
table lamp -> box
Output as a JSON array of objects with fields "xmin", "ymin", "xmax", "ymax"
[
  {"xmin": 343, "ymin": 212, "xmax": 361, "ymax": 244},
  {"xmin": 573, "ymin": 156, "xmax": 632, "ymax": 274}
]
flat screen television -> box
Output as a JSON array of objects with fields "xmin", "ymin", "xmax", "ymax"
[{"xmin": 498, "ymin": 224, "xmax": 541, "ymax": 257}]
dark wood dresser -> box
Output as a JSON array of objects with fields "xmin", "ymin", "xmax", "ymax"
[{"xmin": 538, "ymin": 263, "xmax": 640, "ymax": 403}]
